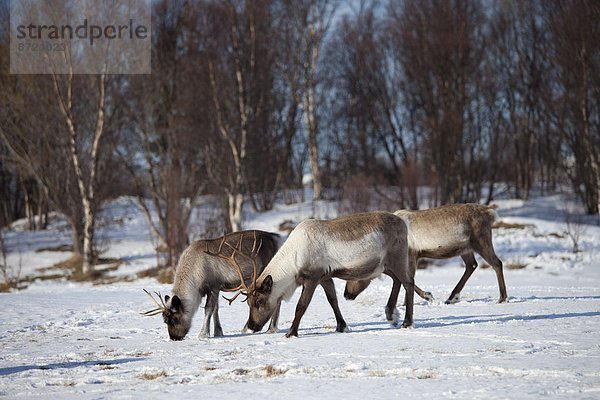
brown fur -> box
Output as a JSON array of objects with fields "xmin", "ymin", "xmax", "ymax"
[{"xmin": 315, "ymin": 212, "xmax": 389, "ymax": 242}]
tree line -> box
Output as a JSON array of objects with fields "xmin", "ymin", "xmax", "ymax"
[{"xmin": 0, "ymin": 0, "xmax": 598, "ymax": 276}]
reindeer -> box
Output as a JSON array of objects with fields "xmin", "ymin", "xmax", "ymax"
[
  {"xmin": 344, "ymin": 203, "xmax": 507, "ymax": 306},
  {"xmin": 142, "ymin": 230, "xmax": 281, "ymax": 341},
  {"xmin": 211, "ymin": 212, "xmax": 414, "ymax": 337}
]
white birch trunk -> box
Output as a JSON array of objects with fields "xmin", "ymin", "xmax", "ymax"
[
  {"xmin": 303, "ymin": 17, "xmax": 323, "ymax": 201},
  {"xmin": 305, "ymin": 88, "xmax": 322, "ymax": 201},
  {"xmin": 52, "ymin": 69, "xmax": 106, "ymax": 276},
  {"xmin": 228, "ymin": 192, "xmax": 244, "ymax": 232},
  {"xmin": 207, "ymin": 11, "xmax": 250, "ymax": 231}
]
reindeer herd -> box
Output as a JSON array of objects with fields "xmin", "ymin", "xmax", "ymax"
[{"xmin": 143, "ymin": 204, "xmax": 507, "ymax": 340}]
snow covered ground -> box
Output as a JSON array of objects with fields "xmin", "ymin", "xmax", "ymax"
[{"xmin": 1, "ymin": 194, "xmax": 599, "ymax": 399}]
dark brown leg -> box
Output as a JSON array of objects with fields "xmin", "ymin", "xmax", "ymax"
[
  {"xmin": 384, "ymin": 274, "xmax": 402, "ymax": 325},
  {"xmin": 266, "ymin": 301, "xmax": 281, "ymax": 333},
  {"xmin": 212, "ymin": 292, "xmax": 223, "ymax": 337},
  {"xmin": 476, "ymin": 247, "xmax": 507, "ymax": 303},
  {"xmin": 200, "ymin": 291, "xmax": 217, "ymax": 337},
  {"xmin": 489, "ymin": 259, "xmax": 508, "ymax": 303},
  {"xmin": 286, "ymin": 280, "xmax": 319, "ymax": 337},
  {"xmin": 471, "ymin": 229, "xmax": 508, "ymax": 303},
  {"xmin": 404, "ymin": 255, "xmax": 433, "ymax": 303},
  {"xmin": 321, "ymin": 278, "xmax": 349, "ymax": 333},
  {"xmin": 446, "ymin": 252, "xmax": 478, "ymax": 304},
  {"xmin": 401, "ymin": 279, "xmax": 415, "ymax": 328},
  {"xmin": 386, "ymin": 276, "xmax": 418, "ymax": 327},
  {"xmin": 414, "ymin": 284, "xmax": 434, "ymax": 302}
]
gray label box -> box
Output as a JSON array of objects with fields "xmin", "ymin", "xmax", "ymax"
[{"xmin": 10, "ymin": 0, "xmax": 151, "ymax": 74}]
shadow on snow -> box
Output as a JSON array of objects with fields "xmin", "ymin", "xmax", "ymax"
[
  {"xmin": 417, "ymin": 310, "xmax": 600, "ymax": 329},
  {"xmin": 0, "ymin": 357, "xmax": 144, "ymax": 376}
]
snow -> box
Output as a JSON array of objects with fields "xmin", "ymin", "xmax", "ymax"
[{"xmin": 1, "ymin": 193, "xmax": 600, "ymax": 399}]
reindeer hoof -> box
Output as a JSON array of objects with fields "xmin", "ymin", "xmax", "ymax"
[
  {"xmin": 198, "ymin": 331, "xmax": 209, "ymax": 339},
  {"xmin": 498, "ymin": 297, "xmax": 508, "ymax": 304},
  {"xmin": 285, "ymin": 331, "xmax": 298, "ymax": 338},
  {"xmin": 445, "ymin": 294, "xmax": 460, "ymax": 304},
  {"xmin": 266, "ymin": 327, "xmax": 280, "ymax": 334},
  {"xmin": 213, "ymin": 330, "xmax": 224, "ymax": 337},
  {"xmin": 386, "ymin": 307, "xmax": 400, "ymax": 326},
  {"xmin": 336, "ymin": 324, "xmax": 350, "ymax": 333},
  {"xmin": 401, "ymin": 322, "xmax": 413, "ymax": 329}
]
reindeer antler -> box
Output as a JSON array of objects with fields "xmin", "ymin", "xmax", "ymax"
[
  {"xmin": 205, "ymin": 231, "xmax": 263, "ymax": 305},
  {"xmin": 141, "ymin": 288, "xmax": 168, "ymax": 316}
]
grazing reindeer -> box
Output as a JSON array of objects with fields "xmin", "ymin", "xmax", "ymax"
[
  {"xmin": 344, "ymin": 203, "xmax": 507, "ymax": 305},
  {"xmin": 214, "ymin": 212, "xmax": 414, "ymax": 337},
  {"xmin": 142, "ymin": 230, "xmax": 281, "ymax": 341}
]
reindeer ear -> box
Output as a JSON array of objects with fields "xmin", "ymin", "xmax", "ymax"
[
  {"xmin": 258, "ymin": 275, "xmax": 273, "ymax": 294},
  {"xmin": 171, "ymin": 295, "xmax": 183, "ymax": 312}
]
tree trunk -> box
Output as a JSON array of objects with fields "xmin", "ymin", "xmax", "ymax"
[
  {"xmin": 208, "ymin": 56, "xmax": 248, "ymax": 232},
  {"xmin": 304, "ymin": 26, "xmax": 322, "ymax": 201},
  {"xmin": 52, "ymin": 71, "xmax": 106, "ymax": 277},
  {"xmin": 21, "ymin": 179, "xmax": 34, "ymax": 230},
  {"xmin": 306, "ymin": 101, "xmax": 322, "ymax": 200},
  {"xmin": 81, "ymin": 201, "xmax": 95, "ymax": 275},
  {"xmin": 227, "ymin": 192, "xmax": 243, "ymax": 232},
  {"xmin": 69, "ymin": 217, "xmax": 83, "ymax": 257}
]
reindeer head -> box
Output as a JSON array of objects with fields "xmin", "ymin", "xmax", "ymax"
[
  {"xmin": 142, "ymin": 289, "xmax": 191, "ymax": 341},
  {"xmin": 245, "ymin": 275, "xmax": 276, "ymax": 332},
  {"xmin": 343, "ymin": 279, "xmax": 372, "ymax": 300}
]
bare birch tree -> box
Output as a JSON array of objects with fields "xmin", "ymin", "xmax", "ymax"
[
  {"xmin": 0, "ymin": 71, "xmax": 122, "ymax": 277},
  {"xmin": 296, "ymin": 0, "xmax": 337, "ymax": 200},
  {"xmin": 118, "ymin": 1, "xmax": 208, "ymax": 268},
  {"xmin": 50, "ymin": 65, "xmax": 107, "ymax": 276},
  {"xmin": 199, "ymin": 0, "xmax": 280, "ymax": 230}
]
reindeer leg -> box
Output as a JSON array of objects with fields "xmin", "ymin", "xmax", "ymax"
[
  {"xmin": 401, "ymin": 279, "xmax": 415, "ymax": 328},
  {"xmin": 199, "ymin": 292, "xmax": 213, "ymax": 338},
  {"xmin": 384, "ymin": 276, "xmax": 402, "ymax": 326},
  {"xmin": 321, "ymin": 278, "xmax": 349, "ymax": 333},
  {"xmin": 266, "ymin": 300, "xmax": 281, "ymax": 334},
  {"xmin": 387, "ymin": 273, "xmax": 416, "ymax": 328},
  {"xmin": 407, "ymin": 254, "xmax": 434, "ymax": 302},
  {"xmin": 491, "ymin": 259, "xmax": 508, "ymax": 303},
  {"xmin": 212, "ymin": 291, "xmax": 224, "ymax": 337},
  {"xmin": 286, "ymin": 280, "xmax": 319, "ymax": 338},
  {"xmin": 474, "ymin": 239, "xmax": 508, "ymax": 303},
  {"xmin": 387, "ymin": 248, "xmax": 414, "ymax": 328},
  {"xmin": 415, "ymin": 284, "xmax": 434, "ymax": 302},
  {"xmin": 402, "ymin": 284, "xmax": 432, "ymax": 305},
  {"xmin": 446, "ymin": 252, "xmax": 478, "ymax": 304}
]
